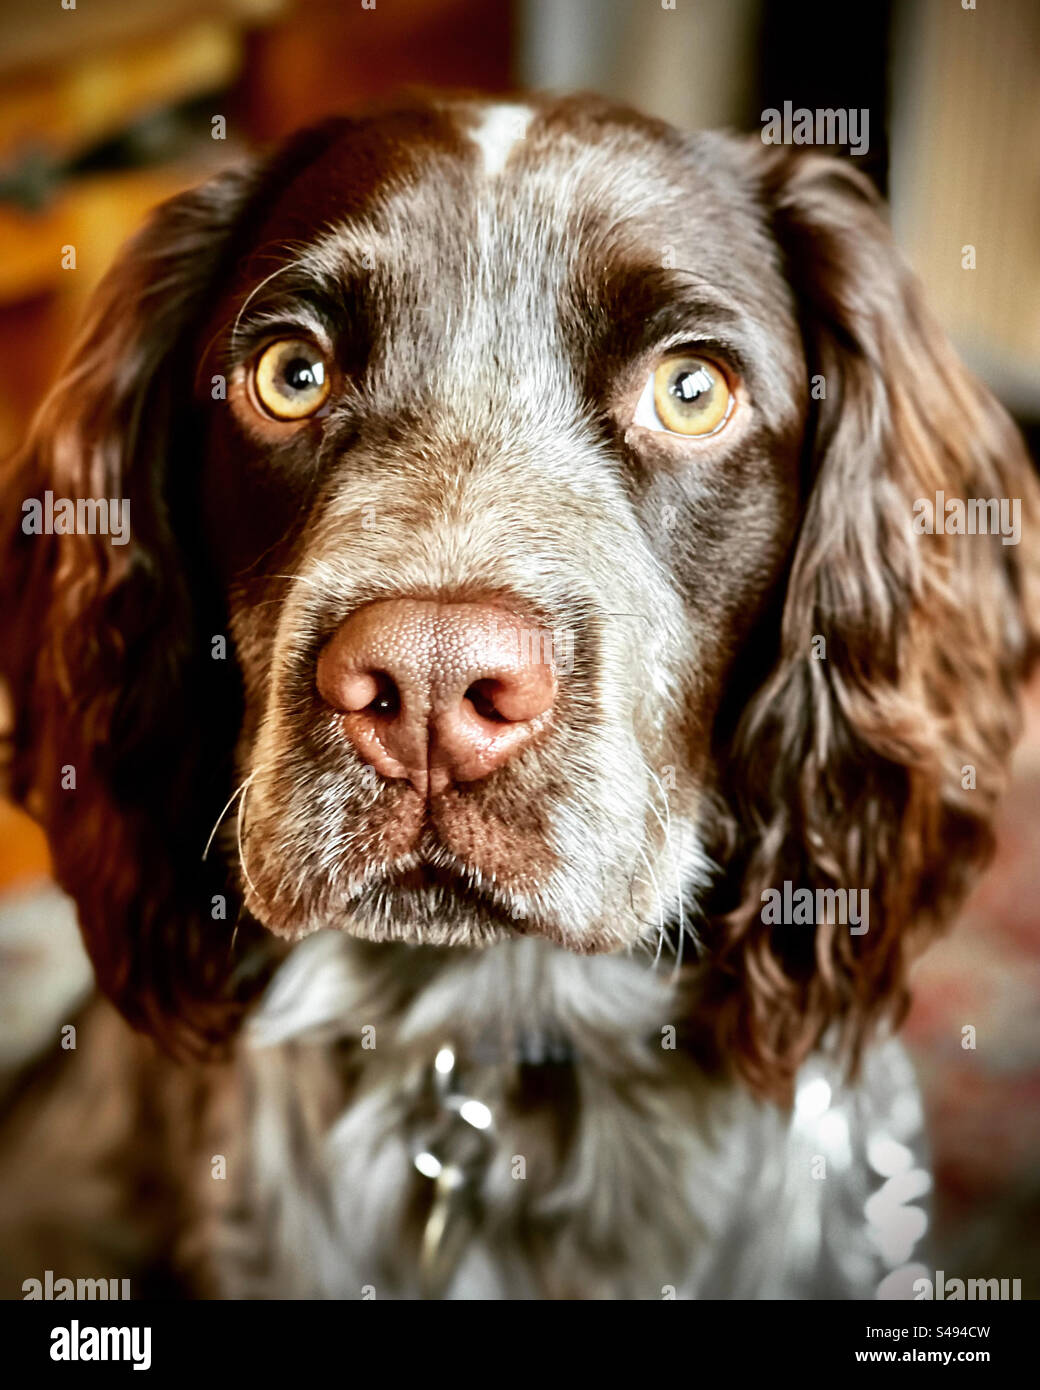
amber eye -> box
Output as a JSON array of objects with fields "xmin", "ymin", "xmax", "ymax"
[
  {"xmin": 635, "ymin": 353, "xmax": 733, "ymax": 437},
  {"xmin": 252, "ymin": 338, "xmax": 331, "ymax": 420}
]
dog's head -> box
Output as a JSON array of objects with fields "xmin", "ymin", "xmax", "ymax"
[{"xmin": 4, "ymin": 93, "xmax": 1037, "ymax": 1095}]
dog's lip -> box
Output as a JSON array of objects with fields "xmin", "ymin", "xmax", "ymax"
[
  {"xmin": 385, "ymin": 863, "xmax": 469, "ymax": 892},
  {"xmin": 378, "ymin": 860, "xmax": 520, "ymax": 907},
  {"xmin": 355, "ymin": 859, "xmax": 531, "ymax": 928}
]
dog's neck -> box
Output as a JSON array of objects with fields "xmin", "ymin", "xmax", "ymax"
[
  {"xmin": 225, "ymin": 931, "xmax": 707, "ymax": 1297},
  {"xmin": 247, "ymin": 929, "xmax": 682, "ymax": 1065}
]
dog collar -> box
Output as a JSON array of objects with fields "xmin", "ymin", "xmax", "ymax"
[{"xmin": 407, "ymin": 1034, "xmax": 576, "ymax": 1296}]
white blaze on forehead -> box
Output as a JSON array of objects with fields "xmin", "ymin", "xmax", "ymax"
[{"xmin": 467, "ymin": 103, "xmax": 534, "ymax": 176}]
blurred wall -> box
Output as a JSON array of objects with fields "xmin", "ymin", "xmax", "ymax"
[
  {"xmin": 891, "ymin": 0, "xmax": 1040, "ymax": 416},
  {"xmin": 517, "ymin": 0, "xmax": 760, "ymax": 131}
]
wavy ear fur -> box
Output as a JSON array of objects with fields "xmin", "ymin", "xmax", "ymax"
[
  {"xmin": 708, "ymin": 148, "xmax": 1040, "ymax": 1100},
  {"xmin": 2, "ymin": 121, "xmax": 363, "ymax": 1055},
  {"xmin": 0, "ymin": 140, "xmax": 341, "ymax": 1054}
]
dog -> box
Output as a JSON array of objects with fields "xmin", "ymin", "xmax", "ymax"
[{"xmin": 1, "ymin": 91, "xmax": 1037, "ymax": 1299}]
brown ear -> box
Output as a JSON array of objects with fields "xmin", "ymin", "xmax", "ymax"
[
  {"xmin": 709, "ymin": 148, "xmax": 1040, "ymax": 1101},
  {"xmin": 0, "ymin": 163, "xmax": 273, "ymax": 1057}
]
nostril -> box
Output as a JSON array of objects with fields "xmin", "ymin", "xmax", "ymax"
[
  {"xmin": 365, "ymin": 671, "xmax": 400, "ymax": 718},
  {"xmin": 464, "ymin": 668, "xmax": 556, "ymax": 726},
  {"xmin": 465, "ymin": 679, "xmax": 511, "ymax": 723},
  {"xmin": 324, "ymin": 666, "xmax": 402, "ymax": 717}
]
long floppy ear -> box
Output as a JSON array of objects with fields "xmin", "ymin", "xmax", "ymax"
[
  {"xmin": 709, "ymin": 148, "xmax": 1040, "ymax": 1101},
  {"xmin": 0, "ymin": 163, "xmax": 276, "ymax": 1057}
]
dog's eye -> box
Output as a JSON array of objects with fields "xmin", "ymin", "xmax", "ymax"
[
  {"xmin": 252, "ymin": 338, "xmax": 331, "ymax": 420},
  {"xmin": 634, "ymin": 354, "xmax": 732, "ymax": 437}
]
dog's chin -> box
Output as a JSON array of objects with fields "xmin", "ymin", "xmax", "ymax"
[
  {"xmin": 249, "ymin": 864, "xmax": 627, "ymax": 953},
  {"xmin": 342, "ymin": 865, "xmax": 526, "ymax": 947},
  {"xmin": 343, "ymin": 885, "xmax": 520, "ymax": 948},
  {"xmin": 245, "ymin": 865, "xmax": 521, "ymax": 947}
]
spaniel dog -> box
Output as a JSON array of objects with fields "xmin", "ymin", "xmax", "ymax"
[{"xmin": 1, "ymin": 92, "xmax": 1037, "ymax": 1300}]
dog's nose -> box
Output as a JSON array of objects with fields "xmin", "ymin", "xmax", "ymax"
[{"xmin": 316, "ymin": 599, "xmax": 558, "ymax": 796}]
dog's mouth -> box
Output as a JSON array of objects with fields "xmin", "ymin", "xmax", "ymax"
[
  {"xmin": 344, "ymin": 857, "xmax": 531, "ymax": 944},
  {"xmin": 244, "ymin": 810, "xmax": 656, "ymax": 954},
  {"xmin": 382, "ymin": 863, "xmax": 485, "ymax": 893},
  {"xmin": 238, "ymin": 759, "xmax": 577, "ymax": 944},
  {"xmin": 240, "ymin": 750, "xmax": 656, "ymax": 952}
]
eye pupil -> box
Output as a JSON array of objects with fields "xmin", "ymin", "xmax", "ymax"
[
  {"xmin": 672, "ymin": 366, "xmax": 713, "ymax": 403},
  {"xmin": 284, "ymin": 358, "xmax": 323, "ymax": 392}
]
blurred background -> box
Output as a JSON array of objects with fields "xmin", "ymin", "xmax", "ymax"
[{"xmin": 1, "ymin": 0, "xmax": 1038, "ymax": 1291}]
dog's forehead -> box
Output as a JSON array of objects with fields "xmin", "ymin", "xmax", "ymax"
[{"xmin": 250, "ymin": 96, "xmax": 764, "ymax": 298}]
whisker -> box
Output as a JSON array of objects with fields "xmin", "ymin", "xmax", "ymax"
[
  {"xmin": 236, "ymin": 769, "xmax": 262, "ymax": 902},
  {"xmin": 230, "ymin": 258, "xmax": 305, "ymax": 355},
  {"xmin": 264, "ymin": 570, "xmax": 330, "ymax": 598},
  {"xmin": 635, "ymin": 845, "xmax": 666, "ymax": 967},
  {"xmin": 642, "ymin": 770, "xmax": 678, "ymax": 974},
  {"xmin": 203, "ymin": 779, "xmax": 251, "ymax": 862},
  {"xmin": 645, "ymin": 767, "xmax": 695, "ymax": 983}
]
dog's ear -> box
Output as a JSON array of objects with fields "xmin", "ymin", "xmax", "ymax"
[
  {"xmin": 710, "ymin": 147, "xmax": 1040, "ymax": 1101},
  {"xmin": 0, "ymin": 161, "xmax": 275, "ymax": 1056}
]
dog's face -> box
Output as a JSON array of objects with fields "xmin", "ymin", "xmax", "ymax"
[
  {"xmin": 197, "ymin": 98, "xmax": 805, "ymax": 951},
  {"xmin": 4, "ymin": 93, "xmax": 1037, "ymax": 1092}
]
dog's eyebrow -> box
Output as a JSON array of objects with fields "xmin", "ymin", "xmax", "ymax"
[
  {"xmin": 582, "ymin": 262, "xmax": 760, "ymax": 372},
  {"xmin": 616, "ymin": 266, "xmax": 749, "ymax": 336},
  {"xmin": 297, "ymin": 220, "xmax": 390, "ymax": 288},
  {"xmin": 639, "ymin": 293, "xmax": 747, "ymax": 351},
  {"xmin": 232, "ymin": 297, "xmax": 332, "ymax": 347},
  {"xmin": 225, "ymin": 217, "xmax": 393, "ymax": 349},
  {"xmin": 227, "ymin": 263, "xmax": 371, "ymax": 360}
]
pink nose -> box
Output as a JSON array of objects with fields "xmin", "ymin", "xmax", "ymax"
[{"xmin": 316, "ymin": 599, "xmax": 558, "ymax": 797}]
